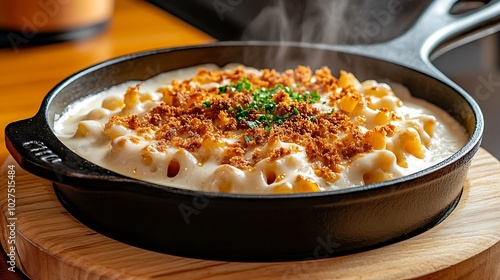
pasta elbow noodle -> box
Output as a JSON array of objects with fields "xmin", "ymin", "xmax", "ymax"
[
  {"xmin": 208, "ymin": 165, "xmax": 240, "ymax": 193},
  {"xmin": 365, "ymin": 130, "xmax": 386, "ymax": 150},
  {"xmin": 272, "ymin": 183, "xmax": 294, "ymax": 194},
  {"xmin": 75, "ymin": 121, "xmax": 102, "ymax": 138},
  {"xmin": 294, "ymin": 175, "xmax": 320, "ymax": 193},
  {"xmin": 102, "ymin": 96, "xmax": 125, "ymax": 110},
  {"xmin": 338, "ymin": 70, "xmax": 361, "ymax": 90},
  {"xmin": 361, "ymin": 80, "xmax": 395, "ymax": 98},
  {"xmin": 368, "ymin": 96, "xmax": 402, "ymax": 111},
  {"xmin": 104, "ymin": 123, "xmax": 129, "ymax": 140},
  {"xmin": 338, "ymin": 92, "xmax": 360, "ymax": 113},
  {"xmin": 400, "ymin": 128, "xmax": 425, "ymax": 159},
  {"xmin": 348, "ymin": 150, "xmax": 401, "ymax": 186},
  {"xmin": 124, "ymin": 85, "xmax": 141, "ymax": 109},
  {"xmin": 374, "ymin": 110, "xmax": 390, "ymax": 125}
]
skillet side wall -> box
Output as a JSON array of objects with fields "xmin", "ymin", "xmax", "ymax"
[{"xmin": 53, "ymin": 159, "xmax": 470, "ymax": 261}]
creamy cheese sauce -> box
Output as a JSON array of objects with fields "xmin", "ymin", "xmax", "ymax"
[{"xmin": 54, "ymin": 64, "xmax": 468, "ymax": 193}]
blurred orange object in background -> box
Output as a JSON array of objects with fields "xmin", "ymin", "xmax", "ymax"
[{"xmin": 0, "ymin": 0, "xmax": 114, "ymax": 45}]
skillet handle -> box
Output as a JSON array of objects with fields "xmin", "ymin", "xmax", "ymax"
[
  {"xmin": 5, "ymin": 114, "xmax": 119, "ymax": 185},
  {"xmin": 335, "ymin": 0, "xmax": 500, "ymax": 78}
]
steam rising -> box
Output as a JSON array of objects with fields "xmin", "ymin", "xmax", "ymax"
[
  {"xmin": 241, "ymin": 0, "xmax": 348, "ymax": 45},
  {"xmin": 238, "ymin": 0, "xmax": 353, "ymax": 71},
  {"xmin": 238, "ymin": 0, "xmax": 428, "ymax": 71}
]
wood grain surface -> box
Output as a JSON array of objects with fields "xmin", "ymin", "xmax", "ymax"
[{"xmin": 0, "ymin": 148, "xmax": 499, "ymax": 280}]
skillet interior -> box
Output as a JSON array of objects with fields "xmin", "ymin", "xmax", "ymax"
[{"xmin": 11, "ymin": 43, "xmax": 481, "ymax": 261}]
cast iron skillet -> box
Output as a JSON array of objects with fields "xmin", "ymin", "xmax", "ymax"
[{"xmin": 5, "ymin": 1, "xmax": 499, "ymax": 261}]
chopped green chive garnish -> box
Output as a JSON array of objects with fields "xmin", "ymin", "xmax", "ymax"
[
  {"xmin": 309, "ymin": 91, "xmax": 321, "ymax": 103},
  {"xmin": 202, "ymin": 100, "xmax": 212, "ymax": 108},
  {"xmin": 235, "ymin": 104, "xmax": 249, "ymax": 121},
  {"xmin": 218, "ymin": 85, "xmax": 228, "ymax": 93},
  {"xmin": 219, "ymin": 77, "xmax": 252, "ymax": 94},
  {"xmin": 244, "ymin": 135, "xmax": 253, "ymax": 143},
  {"xmin": 218, "ymin": 77, "xmax": 324, "ymax": 131},
  {"xmin": 246, "ymin": 121, "xmax": 258, "ymax": 128}
]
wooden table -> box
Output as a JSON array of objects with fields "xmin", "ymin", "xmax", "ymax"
[{"xmin": 0, "ymin": 0, "xmax": 212, "ymax": 278}]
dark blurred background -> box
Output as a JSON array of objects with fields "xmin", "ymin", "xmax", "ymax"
[{"xmin": 147, "ymin": 0, "xmax": 431, "ymax": 44}]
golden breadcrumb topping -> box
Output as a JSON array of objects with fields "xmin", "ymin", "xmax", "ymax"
[{"xmin": 106, "ymin": 66, "xmax": 398, "ymax": 181}]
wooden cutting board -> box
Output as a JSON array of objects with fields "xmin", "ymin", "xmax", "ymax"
[{"xmin": 1, "ymin": 148, "xmax": 499, "ymax": 280}]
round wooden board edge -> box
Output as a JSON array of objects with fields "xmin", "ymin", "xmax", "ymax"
[{"xmin": 0, "ymin": 149, "xmax": 499, "ymax": 280}]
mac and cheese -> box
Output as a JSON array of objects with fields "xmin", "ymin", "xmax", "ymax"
[{"xmin": 54, "ymin": 65, "xmax": 467, "ymax": 194}]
